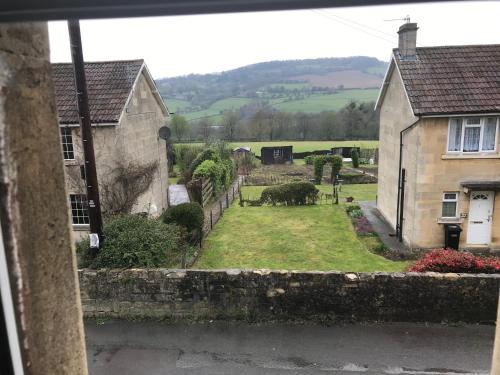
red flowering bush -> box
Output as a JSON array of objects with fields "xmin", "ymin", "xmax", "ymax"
[{"xmin": 409, "ymin": 248, "xmax": 500, "ymax": 274}]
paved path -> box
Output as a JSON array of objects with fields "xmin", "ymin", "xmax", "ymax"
[
  {"xmin": 359, "ymin": 200, "xmax": 408, "ymax": 253},
  {"xmin": 168, "ymin": 184, "xmax": 190, "ymax": 206},
  {"xmin": 85, "ymin": 320, "xmax": 494, "ymax": 375}
]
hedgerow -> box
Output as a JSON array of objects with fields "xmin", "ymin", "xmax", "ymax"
[
  {"xmin": 193, "ymin": 159, "xmax": 223, "ymax": 196},
  {"xmin": 260, "ymin": 181, "xmax": 318, "ymax": 206}
]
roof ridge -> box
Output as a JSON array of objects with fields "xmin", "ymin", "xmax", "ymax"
[
  {"xmin": 51, "ymin": 59, "xmax": 144, "ymax": 66},
  {"xmin": 393, "ymin": 43, "xmax": 500, "ymax": 51}
]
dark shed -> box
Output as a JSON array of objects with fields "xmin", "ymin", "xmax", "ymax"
[
  {"xmin": 331, "ymin": 147, "xmax": 360, "ymax": 158},
  {"xmin": 261, "ymin": 146, "xmax": 293, "ymax": 165}
]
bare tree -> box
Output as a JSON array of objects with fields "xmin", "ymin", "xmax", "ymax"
[
  {"xmin": 222, "ymin": 109, "xmax": 239, "ymax": 140},
  {"xmin": 170, "ymin": 114, "xmax": 189, "ymax": 141}
]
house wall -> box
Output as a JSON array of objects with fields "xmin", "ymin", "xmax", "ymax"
[
  {"xmin": 377, "ymin": 64, "xmax": 419, "ymax": 245},
  {"xmin": 63, "ymin": 70, "xmax": 168, "ymax": 242},
  {"xmin": 414, "ymin": 117, "xmax": 500, "ymax": 249}
]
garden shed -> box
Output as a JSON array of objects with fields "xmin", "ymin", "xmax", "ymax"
[
  {"xmin": 331, "ymin": 147, "xmax": 360, "ymax": 158},
  {"xmin": 261, "ymin": 146, "xmax": 293, "ymax": 165}
]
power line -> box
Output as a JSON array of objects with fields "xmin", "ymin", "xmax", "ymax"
[{"xmin": 310, "ymin": 9, "xmax": 396, "ymax": 45}]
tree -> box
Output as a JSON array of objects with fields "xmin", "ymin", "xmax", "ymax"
[
  {"xmin": 222, "ymin": 109, "xmax": 239, "ymax": 141},
  {"xmin": 170, "ymin": 114, "xmax": 189, "ymax": 141}
]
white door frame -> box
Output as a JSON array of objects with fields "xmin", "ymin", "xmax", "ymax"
[{"xmin": 467, "ymin": 190, "xmax": 494, "ymax": 245}]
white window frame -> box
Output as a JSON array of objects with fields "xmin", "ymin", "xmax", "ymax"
[
  {"xmin": 60, "ymin": 127, "xmax": 75, "ymax": 160},
  {"xmin": 441, "ymin": 192, "xmax": 459, "ymax": 218},
  {"xmin": 273, "ymin": 148, "xmax": 283, "ymax": 158},
  {"xmin": 447, "ymin": 117, "xmax": 499, "ymax": 154},
  {"xmin": 69, "ymin": 194, "xmax": 90, "ymax": 225}
]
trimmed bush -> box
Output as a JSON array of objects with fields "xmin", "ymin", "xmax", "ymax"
[
  {"xmin": 260, "ymin": 181, "xmax": 319, "ymax": 206},
  {"xmin": 77, "ymin": 215, "xmax": 184, "ymax": 269},
  {"xmin": 163, "ymin": 202, "xmax": 204, "ymax": 243},
  {"xmin": 193, "ymin": 159, "xmax": 223, "ymax": 196},
  {"xmin": 174, "ymin": 144, "xmax": 204, "ymax": 173},
  {"xmin": 351, "ymin": 148, "xmax": 359, "ymax": 168},
  {"xmin": 409, "ymin": 248, "xmax": 500, "ymax": 273},
  {"xmin": 331, "ymin": 155, "xmax": 343, "ymax": 182},
  {"xmin": 186, "ymin": 148, "xmax": 220, "ymax": 181},
  {"xmin": 313, "ymin": 155, "xmax": 326, "ymax": 184},
  {"xmin": 304, "ymin": 155, "xmax": 314, "ymax": 165}
]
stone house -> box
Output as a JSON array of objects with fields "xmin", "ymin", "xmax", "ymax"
[
  {"xmin": 376, "ymin": 23, "xmax": 500, "ymax": 250},
  {"xmin": 52, "ymin": 59, "xmax": 169, "ymax": 241}
]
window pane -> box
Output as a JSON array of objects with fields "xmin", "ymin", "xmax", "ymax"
[
  {"xmin": 482, "ymin": 118, "xmax": 497, "ymax": 151},
  {"xmin": 448, "ymin": 119, "xmax": 462, "ymax": 151},
  {"xmin": 443, "ymin": 193, "xmax": 457, "ymax": 200},
  {"xmin": 442, "ymin": 202, "xmax": 457, "ymax": 217},
  {"xmin": 463, "ymin": 126, "xmax": 480, "ymax": 152},
  {"xmin": 467, "ymin": 117, "xmax": 481, "ymax": 125}
]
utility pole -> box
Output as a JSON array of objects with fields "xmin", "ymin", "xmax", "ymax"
[{"xmin": 68, "ymin": 20, "xmax": 103, "ymax": 256}]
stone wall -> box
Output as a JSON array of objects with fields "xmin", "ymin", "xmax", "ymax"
[{"xmin": 79, "ymin": 269, "xmax": 500, "ymax": 323}]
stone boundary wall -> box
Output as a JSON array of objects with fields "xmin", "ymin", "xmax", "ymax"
[{"xmin": 79, "ymin": 269, "xmax": 500, "ymax": 323}]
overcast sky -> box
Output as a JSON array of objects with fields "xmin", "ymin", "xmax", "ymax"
[{"xmin": 48, "ymin": 1, "xmax": 500, "ymax": 79}]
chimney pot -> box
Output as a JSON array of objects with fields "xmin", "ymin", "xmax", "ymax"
[{"xmin": 398, "ymin": 22, "xmax": 418, "ymax": 60}]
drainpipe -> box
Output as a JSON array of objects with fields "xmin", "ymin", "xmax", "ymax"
[{"xmin": 396, "ymin": 117, "xmax": 420, "ymax": 242}]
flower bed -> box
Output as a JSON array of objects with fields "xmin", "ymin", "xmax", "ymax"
[{"xmin": 409, "ymin": 248, "xmax": 500, "ymax": 274}]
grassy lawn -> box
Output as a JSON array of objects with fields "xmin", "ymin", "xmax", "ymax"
[
  {"xmin": 195, "ymin": 184, "xmax": 407, "ymax": 272},
  {"xmin": 177, "ymin": 140, "xmax": 378, "ymax": 154}
]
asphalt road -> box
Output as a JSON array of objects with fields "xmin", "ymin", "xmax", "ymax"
[{"xmin": 85, "ymin": 320, "xmax": 495, "ymax": 375}]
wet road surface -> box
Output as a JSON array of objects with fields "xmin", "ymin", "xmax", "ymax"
[{"xmin": 85, "ymin": 320, "xmax": 494, "ymax": 374}]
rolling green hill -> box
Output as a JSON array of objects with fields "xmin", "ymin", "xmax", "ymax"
[{"xmin": 158, "ymin": 56, "xmax": 387, "ymax": 122}]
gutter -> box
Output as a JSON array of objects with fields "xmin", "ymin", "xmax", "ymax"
[{"xmin": 396, "ymin": 117, "xmax": 420, "ymax": 242}]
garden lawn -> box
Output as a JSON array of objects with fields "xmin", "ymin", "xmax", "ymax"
[
  {"xmin": 242, "ymin": 184, "xmax": 378, "ymax": 203},
  {"xmin": 196, "ymin": 185, "xmax": 407, "ymax": 272}
]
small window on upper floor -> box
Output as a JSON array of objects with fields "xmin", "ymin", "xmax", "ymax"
[
  {"xmin": 447, "ymin": 117, "xmax": 498, "ymax": 153},
  {"xmin": 60, "ymin": 127, "xmax": 75, "ymax": 160}
]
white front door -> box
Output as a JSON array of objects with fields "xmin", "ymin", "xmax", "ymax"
[{"xmin": 467, "ymin": 191, "xmax": 494, "ymax": 245}]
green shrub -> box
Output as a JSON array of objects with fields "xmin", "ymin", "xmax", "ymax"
[
  {"xmin": 313, "ymin": 155, "xmax": 326, "ymax": 184},
  {"xmin": 304, "ymin": 155, "xmax": 314, "ymax": 165},
  {"xmin": 77, "ymin": 215, "xmax": 184, "ymax": 269},
  {"xmin": 174, "ymin": 144, "xmax": 204, "ymax": 173},
  {"xmin": 261, "ymin": 181, "xmax": 318, "ymax": 206},
  {"xmin": 193, "ymin": 159, "xmax": 223, "ymax": 196},
  {"xmin": 221, "ymin": 159, "xmax": 235, "ymax": 189},
  {"xmin": 186, "ymin": 148, "xmax": 220, "ymax": 181},
  {"xmin": 163, "ymin": 202, "xmax": 204, "ymax": 243},
  {"xmin": 331, "ymin": 155, "xmax": 343, "ymax": 182},
  {"xmin": 351, "ymin": 148, "xmax": 359, "ymax": 168}
]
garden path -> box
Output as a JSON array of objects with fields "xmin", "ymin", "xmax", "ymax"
[
  {"xmin": 168, "ymin": 184, "xmax": 190, "ymax": 206},
  {"xmin": 358, "ymin": 200, "xmax": 409, "ymax": 253}
]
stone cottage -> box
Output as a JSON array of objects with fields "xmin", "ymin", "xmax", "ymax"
[
  {"xmin": 52, "ymin": 59, "xmax": 169, "ymax": 241},
  {"xmin": 376, "ymin": 23, "xmax": 500, "ymax": 250}
]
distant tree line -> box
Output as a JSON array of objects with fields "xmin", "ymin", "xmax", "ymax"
[{"xmin": 170, "ymin": 101, "xmax": 379, "ymax": 142}]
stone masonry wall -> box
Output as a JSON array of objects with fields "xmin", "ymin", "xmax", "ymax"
[{"xmin": 79, "ymin": 269, "xmax": 500, "ymax": 323}]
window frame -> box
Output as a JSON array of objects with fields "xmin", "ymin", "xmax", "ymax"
[
  {"xmin": 60, "ymin": 127, "xmax": 75, "ymax": 160},
  {"xmin": 273, "ymin": 148, "xmax": 283, "ymax": 158},
  {"xmin": 441, "ymin": 192, "xmax": 459, "ymax": 218},
  {"xmin": 69, "ymin": 194, "xmax": 90, "ymax": 225},
  {"xmin": 447, "ymin": 117, "xmax": 499, "ymax": 154}
]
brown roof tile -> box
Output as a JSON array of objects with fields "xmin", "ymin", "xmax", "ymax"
[
  {"xmin": 51, "ymin": 59, "xmax": 144, "ymax": 124},
  {"xmin": 394, "ymin": 45, "xmax": 500, "ymax": 115}
]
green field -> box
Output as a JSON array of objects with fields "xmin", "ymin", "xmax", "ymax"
[
  {"xmin": 176, "ymin": 140, "xmax": 378, "ymax": 154},
  {"xmin": 271, "ymin": 89, "xmax": 379, "ymax": 113},
  {"xmin": 164, "ymin": 98, "xmax": 191, "ymax": 113},
  {"xmin": 195, "ymin": 185, "xmax": 406, "ymax": 272},
  {"xmin": 265, "ymin": 82, "xmax": 311, "ymax": 90},
  {"xmin": 183, "ymin": 97, "xmax": 253, "ymax": 121}
]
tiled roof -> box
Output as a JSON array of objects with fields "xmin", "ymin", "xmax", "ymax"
[
  {"xmin": 51, "ymin": 59, "xmax": 144, "ymax": 124},
  {"xmin": 394, "ymin": 45, "xmax": 500, "ymax": 115}
]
